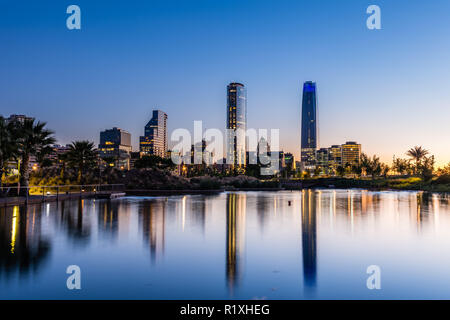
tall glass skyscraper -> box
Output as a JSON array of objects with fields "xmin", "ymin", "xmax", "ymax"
[
  {"xmin": 301, "ymin": 81, "xmax": 318, "ymax": 168},
  {"xmin": 227, "ymin": 82, "xmax": 247, "ymax": 167},
  {"xmin": 139, "ymin": 110, "xmax": 168, "ymax": 158}
]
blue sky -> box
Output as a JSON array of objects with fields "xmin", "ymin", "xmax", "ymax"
[{"xmin": 1, "ymin": 0, "xmax": 449, "ymax": 165}]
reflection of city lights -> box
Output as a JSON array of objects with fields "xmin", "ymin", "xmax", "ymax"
[
  {"xmin": 182, "ymin": 196, "xmax": 186, "ymax": 231},
  {"xmin": 11, "ymin": 206, "xmax": 19, "ymax": 254}
]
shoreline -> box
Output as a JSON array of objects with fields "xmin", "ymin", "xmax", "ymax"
[{"xmin": 2, "ymin": 186, "xmax": 449, "ymax": 207}]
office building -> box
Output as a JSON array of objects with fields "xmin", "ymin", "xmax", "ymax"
[
  {"xmin": 300, "ymin": 81, "xmax": 318, "ymax": 169},
  {"xmin": 316, "ymin": 148, "xmax": 331, "ymax": 169},
  {"xmin": 226, "ymin": 83, "xmax": 247, "ymax": 168},
  {"xmin": 99, "ymin": 127, "xmax": 132, "ymax": 170},
  {"xmin": 140, "ymin": 110, "xmax": 168, "ymax": 158},
  {"xmin": 284, "ymin": 153, "xmax": 295, "ymax": 171},
  {"xmin": 329, "ymin": 145, "xmax": 343, "ymax": 167},
  {"xmin": 341, "ymin": 141, "xmax": 361, "ymax": 166}
]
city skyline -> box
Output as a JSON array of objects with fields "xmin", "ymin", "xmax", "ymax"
[{"xmin": 1, "ymin": 1, "xmax": 450, "ymax": 166}]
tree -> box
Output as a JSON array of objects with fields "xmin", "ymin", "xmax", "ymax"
[
  {"xmin": 16, "ymin": 119, "xmax": 55, "ymax": 195},
  {"xmin": 351, "ymin": 163, "xmax": 362, "ymax": 177},
  {"xmin": 36, "ymin": 145, "xmax": 54, "ymax": 168},
  {"xmin": 245, "ymin": 164, "xmax": 261, "ymax": 178},
  {"xmin": 0, "ymin": 117, "xmax": 19, "ymax": 192},
  {"xmin": 366, "ymin": 155, "xmax": 381, "ymax": 179},
  {"xmin": 381, "ymin": 163, "xmax": 390, "ymax": 178},
  {"xmin": 417, "ymin": 155, "xmax": 435, "ymax": 181},
  {"xmin": 336, "ymin": 165, "xmax": 345, "ymax": 177},
  {"xmin": 360, "ymin": 153, "xmax": 371, "ymax": 177},
  {"xmin": 392, "ymin": 157, "xmax": 409, "ymax": 175},
  {"xmin": 134, "ymin": 155, "xmax": 174, "ymax": 170},
  {"xmin": 58, "ymin": 152, "xmax": 68, "ymax": 180},
  {"xmin": 406, "ymin": 146, "xmax": 429, "ymax": 175},
  {"xmin": 344, "ymin": 162, "xmax": 352, "ymax": 175},
  {"xmin": 437, "ymin": 163, "xmax": 450, "ymax": 177},
  {"xmin": 66, "ymin": 141, "xmax": 97, "ymax": 183},
  {"xmin": 314, "ymin": 166, "xmax": 322, "ymax": 177}
]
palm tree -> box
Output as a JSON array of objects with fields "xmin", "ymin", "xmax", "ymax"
[
  {"xmin": 392, "ymin": 157, "xmax": 409, "ymax": 175},
  {"xmin": 15, "ymin": 119, "xmax": 55, "ymax": 195},
  {"xmin": 0, "ymin": 117, "xmax": 18, "ymax": 192},
  {"xmin": 406, "ymin": 146, "xmax": 429, "ymax": 175},
  {"xmin": 360, "ymin": 153, "xmax": 371, "ymax": 176},
  {"xmin": 66, "ymin": 141, "xmax": 97, "ymax": 183},
  {"xmin": 58, "ymin": 152, "xmax": 68, "ymax": 180}
]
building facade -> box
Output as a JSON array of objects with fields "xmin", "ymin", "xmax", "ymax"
[
  {"xmin": 140, "ymin": 110, "xmax": 168, "ymax": 158},
  {"xmin": 98, "ymin": 127, "xmax": 132, "ymax": 169},
  {"xmin": 226, "ymin": 83, "xmax": 247, "ymax": 168},
  {"xmin": 329, "ymin": 145, "xmax": 343, "ymax": 168},
  {"xmin": 300, "ymin": 81, "xmax": 318, "ymax": 169},
  {"xmin": 284, "ymin": 153, "xmax": 295, "ymax": 171},
  {"xmin": 341, "ymin": 141, "xmax": 361, "ymax": 166},
  {"xmin": 316, "ymin": 148, "xmax": 331, "ymax": 169}
]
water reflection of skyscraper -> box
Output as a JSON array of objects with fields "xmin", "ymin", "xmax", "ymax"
[
  {"xmin": 226, "ymin": 193, "xmax": 246, "ymax": 294},
  {"xmin": 0, "ymin": 205, "xmax": 50, "ymax": 278},
  {"xmin": 191, "ymin": 196, "xmax": 206, "ymax": 233},
  {"xmin": 256, "ymin": 193, "xmax": 269, "ymax": 231},
  {"xmin": 301, "ymin": 190, "xmax": 317, "ymax": 288},
  {"xmin": 140, "ymin": 201, "xmax": 165, "ymax": 263}
]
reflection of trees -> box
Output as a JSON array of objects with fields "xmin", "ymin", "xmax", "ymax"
[
  {"xmin": 416, "ymin": 192, "xmax": 433, "ymax": 229},
  {"xmin": 301, "ymin": 190, "xmax": 317, "ymax": 288},
  {"xmin": 59, "ymin": 199, "xmax": 91, "ymax": 246},
  {"xmin": 0, "ymin": 205, "xmax": 51, "ymax": 278},
  {"xmin": 226, "ymin": 193, "xmax": 246, "ymax": 293},
  {"xmin": 139, "ymin": 200, "xmax": 165, "ymax": 263}
]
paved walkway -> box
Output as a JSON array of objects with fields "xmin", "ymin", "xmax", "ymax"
[{"xmin": 0, "ymin": 191, "xmax": 121, "ymax": 207}]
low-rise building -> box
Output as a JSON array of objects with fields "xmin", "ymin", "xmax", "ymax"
[{"xmin": 98, "ymin": 127, "xmax": 132, "ymax": 170}]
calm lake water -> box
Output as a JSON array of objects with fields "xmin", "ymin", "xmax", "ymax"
[{"xmin": 1, "ymin": 190, "xmax": 450, "ymax": 300}]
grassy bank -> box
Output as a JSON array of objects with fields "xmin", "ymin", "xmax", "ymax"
[{"xmin": 299, "ymin": 176, "xmax": 450, "ymax": 192}]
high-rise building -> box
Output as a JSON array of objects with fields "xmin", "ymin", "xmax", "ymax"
[
  {"xmin": 140, "ymin": 110, "xmax": 168, "ymax": 158},
  {"xmin": 226, "ymin": 83, "xmax": 247, "ymax": 167},
  {"xmin": 341, "ymin": 141, "xmax": 361, "ymax": 166},
  {"xmin": 301, "ymin": 81, "xmax": 318, "ymax": 169},
  {"xmin": 99, "ymin": 127, "xmax": 132, "ymax": 169}
]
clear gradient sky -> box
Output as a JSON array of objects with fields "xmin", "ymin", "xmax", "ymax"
[{"xmin": 1, "ymin": 0, "xmax": 449, "ymax": 166}]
